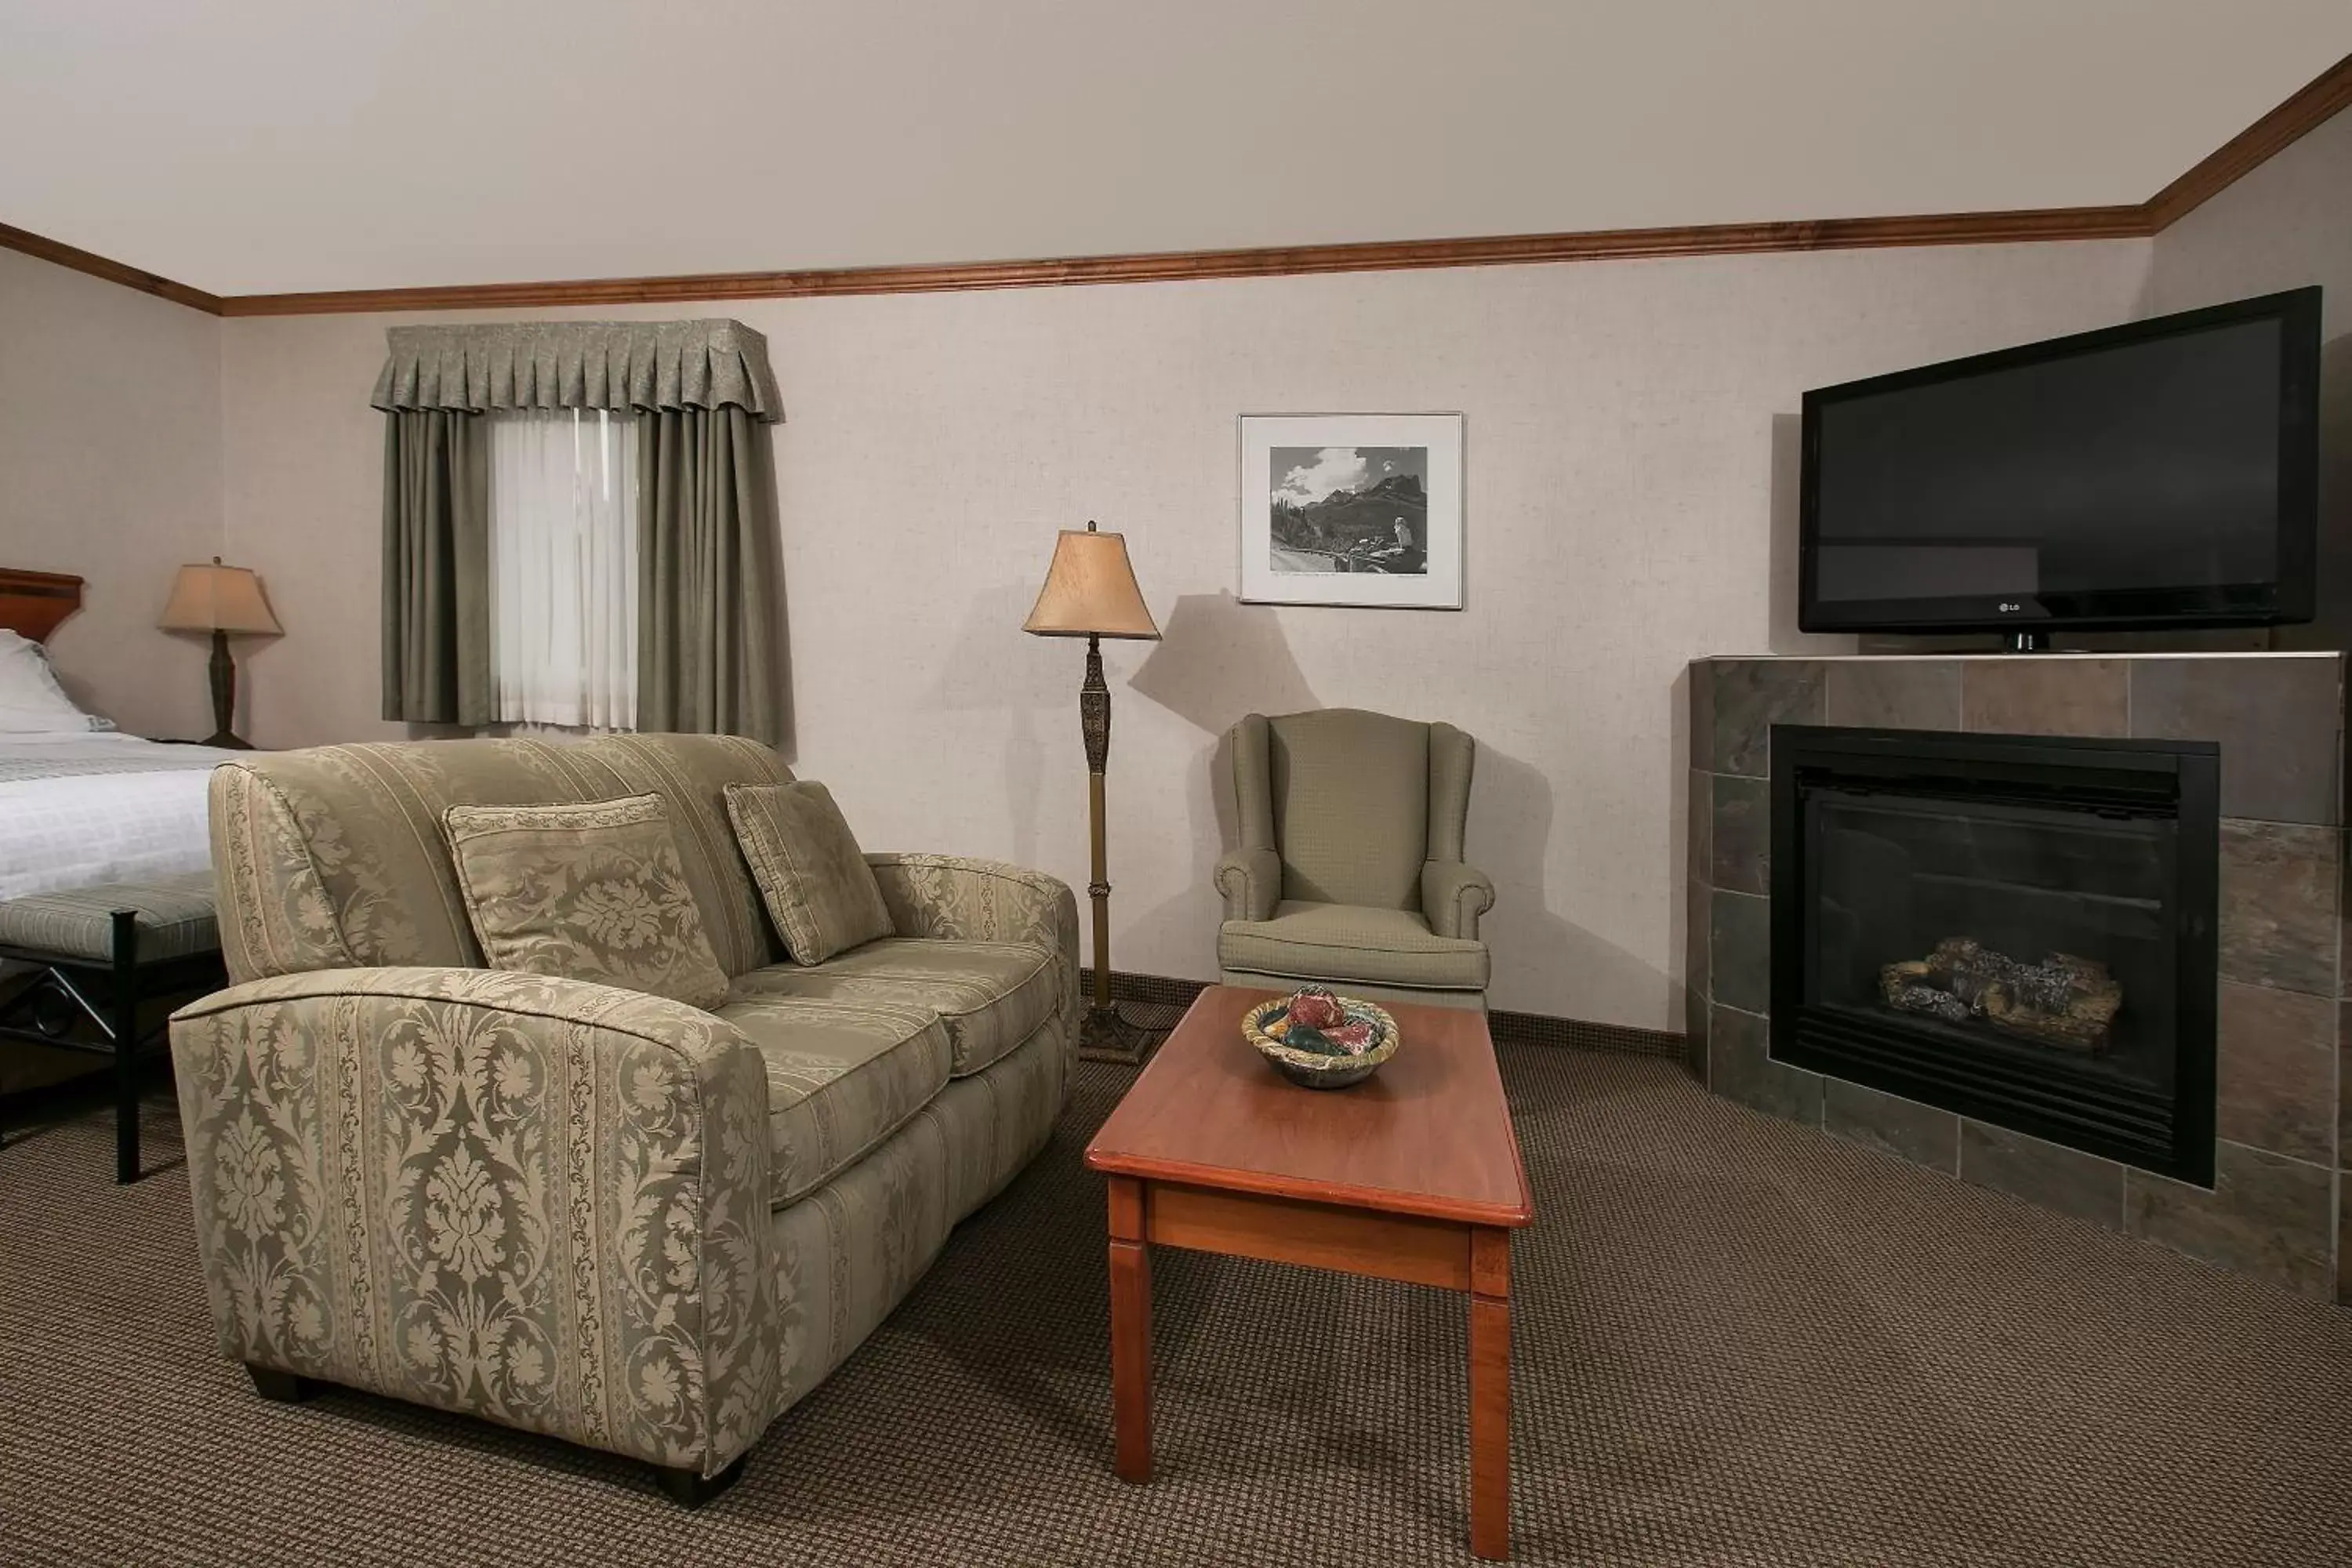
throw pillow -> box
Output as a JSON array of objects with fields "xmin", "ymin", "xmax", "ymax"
[
  {"xmin": 444, "ymin": 793, "xmax": 730, "ymax": 1010},
  {"xmin": 725, "ymin": 780, "xmax": 895, "ymax": 966}
]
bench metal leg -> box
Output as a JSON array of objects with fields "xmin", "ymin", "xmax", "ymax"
[{"xmin": 111, "ymin": 909, "xmax": 140, "ymax": 1185}]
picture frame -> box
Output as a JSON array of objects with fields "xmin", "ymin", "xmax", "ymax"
[{"xmin": 1239, "ymin": 412, "xmax": 1464, "ymax": 608}]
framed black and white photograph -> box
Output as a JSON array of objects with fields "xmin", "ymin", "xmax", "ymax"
[{"xmin": 1239, "ymin": 413, "xmax": 1464, "ymax": 608}]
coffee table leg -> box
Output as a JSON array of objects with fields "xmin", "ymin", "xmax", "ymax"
[
  {"xmin": 1469, "ymin": 1225, "xmax": 1512, "ymax": 1560},
  {"xmin": 1108, "ymin": 1175, "xmax": 1153, "ymax": 1483}
]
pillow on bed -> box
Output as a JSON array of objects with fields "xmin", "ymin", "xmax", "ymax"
[{"xmin": 0, "ymin": 630, "xmax": 112, "ymax": 734}]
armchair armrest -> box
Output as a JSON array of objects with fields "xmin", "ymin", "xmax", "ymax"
[
  {"xmin": 1214, "ymin": 846, "xmax": 1281, "ymax": 924},
  {"xmin": 1421, "ymin": 860, "xmax": 1495, "ymax": 941},
  {"xmin": 865, "ymin": 852, "xmax": 1081, "ymax": 1019},
  {"xmin": 168, "ymin": 966, "xmax": 778, "ymax": 1478}
]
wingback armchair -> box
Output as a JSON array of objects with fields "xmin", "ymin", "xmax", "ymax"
[{"xmin": 1214, "ymin": 709, "xmax": 1494, "ymax": 1011}]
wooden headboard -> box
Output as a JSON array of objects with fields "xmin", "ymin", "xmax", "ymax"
[{"xmin": 0, "ymin": 568, "xmax": 85, "ymax": 643}]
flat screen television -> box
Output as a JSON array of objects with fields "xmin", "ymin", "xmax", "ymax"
[{"xmin": 1798, "ymin": 287, "xmax": 2321, "ymax": 643}]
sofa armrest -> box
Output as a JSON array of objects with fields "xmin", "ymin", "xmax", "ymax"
[
  {"xmin": 865, "ymin": 853, "xmax": 1080, "ymax": 1018},
  {"xmin": 1422, "ymin": 860, "xmax": 1495, "ymax": 942},
  {"xmin": 168, "ymin": 966, "xmax": 778, "ymax": 1478},
  {"xmin": 1214, "ymin": 847, "xmax": 1280, "ymax": 924}
]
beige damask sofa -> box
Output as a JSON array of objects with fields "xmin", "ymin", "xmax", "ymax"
[{"xmin": 168, "ymin": 735, "xmax": 1077, "ymax": 1503}]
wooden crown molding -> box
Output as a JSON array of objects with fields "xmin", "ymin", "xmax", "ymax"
[
  {"xmin": 2145, "ymin": 49, "xmax": 2352, "ymax": 230},
  {"xmin": 0, "ymin": 220, "xmax": 222, "ymax": 314},
  {"xmin": 5, "ymin": 53, "xmax": 2347, "ymax": 318},
  {"xmin": 216, "ymin": 205, "xmax": 2154, "ymax": 318}
]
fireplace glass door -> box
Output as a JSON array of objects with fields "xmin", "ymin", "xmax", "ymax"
[{"xmin": 1772, "ymin": 727, "xmax": 2218, "ymax": 1184}]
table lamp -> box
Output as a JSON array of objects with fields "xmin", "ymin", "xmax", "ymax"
[
  {"xmin": 158, "ymin": 557, "xmax": 282, "ymax": 748},
  {"xmin": 1023, "ymin": 521, "xmax": 1160, "ymax": 1062}
]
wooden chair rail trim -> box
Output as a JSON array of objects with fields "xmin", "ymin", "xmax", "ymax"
[
  {"xmin": 1085, "ymin": 1147, "xmax": 1534, "ymax": 1228},
  {"xmin": 5, "ymin": 54, "xmax": 2346, "ymax": 317}
]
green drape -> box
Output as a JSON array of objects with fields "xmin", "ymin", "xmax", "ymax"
[
  {"xmin": 637, "ymin": 406, "xmax": 790, "ymax": 746},
  {"xmin": 380, "ymin": 409, "xmax": 492, "ymax": 726}
]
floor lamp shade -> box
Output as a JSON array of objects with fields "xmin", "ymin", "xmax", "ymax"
[
  {"xmin": 1023, "ymin": 524, "xmax": 1160, "ymax": 640},
  {"xmin": 158, "ymin": 557, "xmax": 282, "ymax": 748},
  {"xmin": 1023, "ymin": 523, "xmax": 1158, "ymax": 1062}
]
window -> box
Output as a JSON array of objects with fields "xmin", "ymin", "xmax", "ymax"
[{"xmin": 488, "ymin": 408, "xmax": 640, "ymax": 728}]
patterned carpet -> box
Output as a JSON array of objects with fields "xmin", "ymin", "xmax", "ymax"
[{"xmin": 2, "ymin": 1044, "xmax": 2348, "ymax": 1566}]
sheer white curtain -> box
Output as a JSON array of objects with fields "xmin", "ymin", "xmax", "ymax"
[{"xmin": 488, "ymin": 408, "xmax": 640, "ymax": 729}]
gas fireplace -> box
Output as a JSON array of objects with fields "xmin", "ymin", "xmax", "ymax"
[{"xmin": 1771, "ymin": 727, "xmax": 2219, "ymax": 1185}]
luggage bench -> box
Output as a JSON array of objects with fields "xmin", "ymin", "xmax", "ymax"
[{"xmin": 0, "ymin": 870, "xmax": 224, "ymax": 1182}]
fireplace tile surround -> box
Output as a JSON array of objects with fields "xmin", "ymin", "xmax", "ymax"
[{"xmin": 1686, "ymin": 652, "xmax": 2347, "ymax": 1304}]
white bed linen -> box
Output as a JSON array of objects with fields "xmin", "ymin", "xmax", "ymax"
[{"xmin": 0, "ymin": 733, "xmax": 243, "ymax": 899}]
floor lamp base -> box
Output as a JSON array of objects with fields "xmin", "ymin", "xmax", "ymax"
[{"xmin": 1076, "ymin": 1000, "xmax": 1159, "ymax": 1067}]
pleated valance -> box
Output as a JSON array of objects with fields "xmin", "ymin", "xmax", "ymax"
[{"xmin": 369, "ymin": 319, "xmax": 783, "ymax": 423}]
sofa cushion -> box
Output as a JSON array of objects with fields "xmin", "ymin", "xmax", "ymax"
[
  {"xmin": 725, "ymin": 781, "xmax": 894, "ymax": 966},
  {"xmin": 717, "ymin": 996, "xmax": 952, "ymax": 1209},
  {"xmin": 1218, "ymin": 898, "xmax": 1489, "ymax": 993},
  {"xmin": 730, "ymin": 937, "xmax": 1058, "ymax": 1076},
  {"xmin": 444, "ymin": 793, "xmax": 730, "ymax": 1011}
]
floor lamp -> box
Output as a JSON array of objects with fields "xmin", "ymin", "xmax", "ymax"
[{"xmin": 1023, "ymin": 521, "xmax": 1160, "ymax": 1064}]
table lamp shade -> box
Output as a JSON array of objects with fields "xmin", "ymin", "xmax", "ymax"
[
  {"xmin": 159, "ymin": 557, "xmax": 281, "ymax": 636},
  {"xmin": 1023, "ymin": 524, "xmax": 1160, "ymax": 640}
]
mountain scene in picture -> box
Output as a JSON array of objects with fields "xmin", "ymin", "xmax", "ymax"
[{"xmin": 1268, "ymin": 445, "xmax": 1429, "ymax": 575}]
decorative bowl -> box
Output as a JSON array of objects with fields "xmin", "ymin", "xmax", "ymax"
[{"xmin": 1241, "ymin": 989, "xmax": 1400, "ymax": 1090}]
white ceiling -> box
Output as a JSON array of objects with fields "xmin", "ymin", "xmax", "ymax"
[{"xmin": 2, "ymin": 1, "xmax": 2347, "ymax": 297}]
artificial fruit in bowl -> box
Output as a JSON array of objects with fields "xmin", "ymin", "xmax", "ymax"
[
  {"xmin": 1278, "ymin": 986, "xmax": 1381, "ymax": 1056},
  {"xmin": 1286, "ymin": 987, "xmax": 1346, "ymax": 1030}
]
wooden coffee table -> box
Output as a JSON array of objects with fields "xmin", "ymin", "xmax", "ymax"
[{"xmin": 1084, "ymin": 985, "xmax": 1534, "ymax": 1560}]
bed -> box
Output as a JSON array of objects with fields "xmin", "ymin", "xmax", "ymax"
[
  {"xmin": 0, "ymin": 730, "xmax": 245, "ymax": 898},
  {"xmin": 0, "ymin": 568, "xmax": 242, "ymax": 898},
  {"xmin": 0, "ymin": 567, "xmax": 245, "ymax": 1181}
]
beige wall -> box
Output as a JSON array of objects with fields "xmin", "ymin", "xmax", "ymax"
[
  {"xmin": 1, "ymin": 109, "xmax": 2337, "ymax": 1032},
  {"xmin": 0, "ymin": 248, "xmax": 222, "ymax": 738},
  {"xmin": 2148, "ymin": 106, "xmax": 2352, "ymax": 652},
  {"xmin": 220, "ymin": 240, "xmax": 2152, "ymax": 1027}
]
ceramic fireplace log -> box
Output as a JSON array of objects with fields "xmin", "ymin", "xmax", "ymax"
[{"xmin": 1878, "ymin": 936, "xmax": 2123, "ymax": 1052}]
